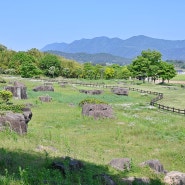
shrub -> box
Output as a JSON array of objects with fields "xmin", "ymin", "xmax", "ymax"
[
  {"xmin": 79, "ymin": 98, "xmax": 107, "ymax": 107},
  {"xmin": 0, "ymin": 90, "xmax": 13, "ymax": 103},
  {"xmin": 0, "ymin": 104, "xmax": 25, "ymax": 113}
]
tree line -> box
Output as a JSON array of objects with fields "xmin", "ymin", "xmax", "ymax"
[{"xmin": 0, "ymin": 44, "xmax": 176, "ymax": 82}]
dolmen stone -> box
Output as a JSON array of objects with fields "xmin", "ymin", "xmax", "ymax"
[
  {"xmin": 22, "ymin": 107, "xmax": 33, "ymax": 124},
  {"xmin": 5, "ymin": 81, "xmax": 27, "ymax": 99},
  {"xmin": 79, "ymin": 89, "xmax": 103, "ymax": 95},
  {"xmin": 58, "ymin": 81, "xmax": 68, "ymax": 88},
  {"xmin": 60, "ymin": 83, "xmax": 66, "ymax": 88},
  {"xmin": 140, "ymin": 159, "xmax": 166, "ymax": 174},
  {"xmin": 109, "ymin": 158, "xmax": 131, "ymax": 171},
  {"xmin": 44, "ymin": 82, "xmax": 53, "ymax": 86},
  {"xmin": 111, "ymin": 87, "xmax": 129, "ymax": 96},
  {"xmin": 0, "ymin": 108, "xmax": 32, "ymax": 134},
  {"xmin": 93, "ymin": 174, "xmax": 116, "ymax": 185},
  {"xmin": 82, "ymin": 104, "xmax": 113, "ymax": 119},
  {"xmin": 164, "ymin": 171, "xmax": 185, "ymax": 185},
  {"xmin": 121, "ymin": 177, "xmax": 150, "ymax": 185},
  {"xmin": 51, "ymin": 157, "xmax": 84, "ymax": 176},
  {"xmin": 39, "ymin": 95, "xmax": 52, "ymax": 102},
  {"xmin": 33, "ymin": 85, "xmax": 54, "ymax": 92}
]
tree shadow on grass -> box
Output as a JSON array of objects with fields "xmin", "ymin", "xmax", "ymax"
[{"xmin": 0, "ymin": 147, "xmax": 164, "ymax": 185}]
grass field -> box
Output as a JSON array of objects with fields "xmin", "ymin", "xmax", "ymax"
[
  {"xmin": 171, "ymin": 74, "xmax": 185, "ymax": 81},
  {"xmin": 0, "ymin": 76, "xmax": 185, "ymax": 184}
]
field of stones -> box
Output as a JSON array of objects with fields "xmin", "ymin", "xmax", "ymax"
[{"xmin": 0, "ymin": 75, "xmax": 185, "ymax": 185}]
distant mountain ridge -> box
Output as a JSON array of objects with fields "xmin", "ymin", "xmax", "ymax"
[
  {"xmin": 46, "ymin": 51, "xmax": 131, "ymax": 65},
  {"xmin": 41, "ymin": 35, "xmax": 185, "ymax": 60}
]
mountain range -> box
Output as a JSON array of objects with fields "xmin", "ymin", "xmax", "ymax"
[
  {"xmin": 46, "ymin": 51, "xmax": 131, "ymax": 65},
  {"xmin": 41, "ymin": 35, "xmax": 185, "ymax": 62}
]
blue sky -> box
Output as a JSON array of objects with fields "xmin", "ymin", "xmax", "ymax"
[{"xmin": 1, "ymin": 0, "xmax": 185, "ymax": 51}]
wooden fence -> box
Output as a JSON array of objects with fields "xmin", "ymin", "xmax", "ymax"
[{"xmin": 69, "ymin": 81, "xmax": 184, "ymax": 115}]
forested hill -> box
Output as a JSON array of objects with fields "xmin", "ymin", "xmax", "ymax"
[
  {"xmin": 46, "ymin": 50, "xmax": 131, "ymax": 65},
  {"xmin": 41, "ymin": 35, "xmax": 185, "ymax": 60}
]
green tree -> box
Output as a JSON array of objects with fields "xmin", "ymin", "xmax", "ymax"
[
  {"xmin": 20, "ymin": 61, "xmax": 42, "ymax": 78},
  {"xmin": 0, "ymin": 49, "xmax": 16, "ymax": 72},
  {"xmin": 0, "ymin": 44, "xmax": 7, "ymax": 52},
  {"xmin": 94, "ymin": 64, "xmax": 104, "ymax": 79},
  {"xmin": 39, "ymin": 54, "xmax": 61, "ymax": 77},
  {"xmin": 129, "ymin": 56, "xmax": 148, "ymax": 82},
  {"xmin": 129, "ymin": 49, "xmax": 162, "ymax": 82},
  {"xmin": 104, "ymin": 67, "xmax": 115, "ymax": 79},
  {"xmin": 158, "ymin": 61, "xmax": 177, "ymax": 83},
  {"xmin": 118, "ymin": 66, "xmax": 131, "ymax": 79},
  {"xmin": 111, "ymin": 64, "xmax": 121, "ymax": 79},
  {"xmin": 82, "ymin": 63, "xmax": 96, "ymax": 79},
  {"xmin": 9, "ymin": 52, "xmax": 37, "ymax": 74},
  {"xmin": 61, "ymin": 67, "xmax": 71, "ymax": 78}
]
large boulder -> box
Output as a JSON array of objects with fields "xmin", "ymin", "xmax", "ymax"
[
  {"xmin": 140, "ymin": 159, "xmax": 166, "ymax": 174},
  {"xmin": 33, "ymin": 85, "xmax": 54, "ymax": 92},
  {"xmin": 22, "ymin": 107, "xmax": 32, "ymax": 124},
  {"xmin": 93, "ymin": 174, "xmax": 116, "ymax": 185},
  {"xmin": 121, "ymin": 177, "xmax": 150, "ymax": 185},
  {"xmin": 5, "ymin": 81, "xmax": 27, "ymax": 99},
  {"xmin": 51, "ymin": 157, "xmax": 84, "ymax": 176},
  {"xmin": 0, "ymin": 108, "xmax": 32, "ymax": 134},
  {"xmin": 82, "ymin": 104, "xmax": 113, "ymax": 119},
  {"xmin": 79, "ymin": 89, "xmax": 103, "ymax": 95},
  {"xmin": 164, "ymin": 171, "xmax": 185, "ymax": 185},
  {"xmin": 39, "ymin": 95, "xmax": 52, "ymax": 102},
  {"xmin": 109, "ymin": 158, "xmax": 131, "ymax": 171},
  {"xmin": 111, "ymin": 87, "xmax": 129, "ymax": 96}
]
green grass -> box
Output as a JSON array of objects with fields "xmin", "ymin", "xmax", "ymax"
[
  {"xmin": 172, "ymin": 74, "xmax": 185, "ymax": 81},
  {"xmin": 0, "ymin": 77, "xmax": 185, "ymax": 184}
]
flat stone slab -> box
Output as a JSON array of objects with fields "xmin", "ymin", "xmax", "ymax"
[
  {"xmin": 109, "ymin": 158, "xmax": 131, "ymax": 171},
  {"xmin": 111, "ymin": 87, "xmax": 129, "ymax": 95},
  {"xmin": 164, "ymin": 171, "xmax": 185, "ymax": 185},
  {"xmin": 82, "ymin": 104, "xmax": 113, "ymax": 119}
]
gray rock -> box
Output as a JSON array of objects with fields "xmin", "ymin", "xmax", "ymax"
[
  {"xmin": 164, "ymin": 171, "xmax": 185, "ymax": 185},
  {"xmin": 0, "ymin": 109, "xmax": 32, "ymax": 134},
  {"xmin": 121, "ymin": 177, "xmax": 150, "ymax": 185},
  {"xmin": 93, "ymin": 174, "xmax": 116, "ymax": 185},
  {"xmin": 33, "ymin": 85, "xmax": 54, "ymax": 92},
  {"xmin": 51, "ymin": 157, "xmax": 84, "ymax": 176},
  {"xmin": 39, "ymin": 95, "xmax": 52, "ymax": 102},
  {"xmin": 111, "ymin": 88, "xmax": 129, "ymax": 96},
  {"xmin": 82, "ymin": 104, "xmax": 113, "ymax": 119},
  {"xmin": 109, "ymin": 158, "xmax": 131, "ymax": 171},
  {"xmin": 22, "ymin": 107, "xmax": 32, "ymax": 124},
  {"xmin": 5, "ymin": 81, "xmax": 27, "ymax": 99},
  {"xmin": 79, "ymin": 89, "xmax": 103, "ymax": 95},
  {"xmin": 140, "ymin": 159, "xmax": 165, "ymax": 173}
]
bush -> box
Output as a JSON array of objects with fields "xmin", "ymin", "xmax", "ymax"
[
  {"xmin": 0, "ymin": 104, "xmax": 25, "ymax": 113},
  {"xmin": 79, "ymin": 98, "xmax": 107, "ymax": 107},
  {"xmin": 0, "ymin": 90, "xmax": 13, "ymax": 103}
]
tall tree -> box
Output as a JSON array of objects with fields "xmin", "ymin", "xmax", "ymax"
[
  {"xmin": 9, "ymin": 52, "xmax": 36, "ymax": 74},
  {"xmin": 104, "ymin": 66, "xmax": 115, "ymax": 79},
  {"xmin": 20, "ymin": 61, "xmax": 42, "ymax": 78},
  {"xmin": 39, "ymin": 54, "xmax": 61, "ymax": 77},
  {"xmin": 129, "ymin": 49, "xmax": 162, "ymax": 82},
  {"xmin": 158, "ymin": 61, "xmax": 177, "ymax": 83}
]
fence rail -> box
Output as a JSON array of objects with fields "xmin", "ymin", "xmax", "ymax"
[{"xmin": 70, "ymin": 82, "xmax": 184, "ymax": 115}]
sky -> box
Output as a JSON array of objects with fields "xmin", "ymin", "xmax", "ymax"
[{"xmin": 1, "ymin": 0, "xmax": 185, "ymax": 51}]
